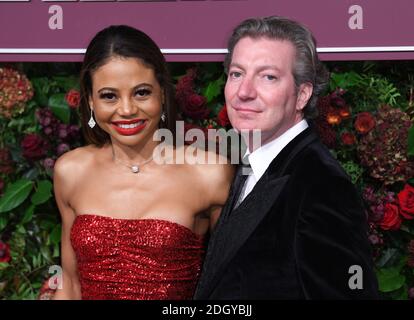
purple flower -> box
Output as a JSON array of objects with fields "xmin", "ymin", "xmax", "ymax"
[
  {"xmin": 408, "ymin": 287, "xmax": 414, "ymax": 300},
  {"xmin": 368, "ymin": 234, "xmax": 381, "ymax": 245},
  {"xmin": 44, "ymin": 127, "xmax": 53, "ymax": 136},
  {"xmin": 43, "ymin": 158, "xmax": 55, "ymax": 170},
  {"xmin": 57, "ymin": 143, "xmax": 70, "ymax": 156},
  {"xmin": 58, "ymin": 124, "xmax": 68, "ymax": 139}
]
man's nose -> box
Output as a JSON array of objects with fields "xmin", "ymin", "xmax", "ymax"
[
  {"xmin": 237, "ymin": 76, "xmax": 257, "ymax": 100},
  {"xmin": 117, "ymin": 98, "xmax": 138, "ymax": 116}
]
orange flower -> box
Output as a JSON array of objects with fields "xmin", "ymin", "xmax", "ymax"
[
  {"xmin": 326, "ymin": 111, "xmax": 341, "ymax": 125},
  {"xmin": 354, "ymin": 112, "xmax": 375, "ymax": 134},
  {"xmin": 338, "ymin": 106, "xmax": 351, "ymax": 119}
]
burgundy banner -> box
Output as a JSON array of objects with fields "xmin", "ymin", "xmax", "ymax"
[{"xmin": 0, "ymin": 0, "xmax": 413, "ymax": 61}]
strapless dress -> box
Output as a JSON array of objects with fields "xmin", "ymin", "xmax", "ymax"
[{"xmin": 70, "ymin": 214, "xmax": 206, "ymax": 300}]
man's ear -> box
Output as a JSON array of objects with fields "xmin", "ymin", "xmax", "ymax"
[{"xmin": 296, "ymin": 82, "xmax": 313, "ymax": 111}]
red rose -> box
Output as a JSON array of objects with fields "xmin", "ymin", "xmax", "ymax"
[
  {"xmin": 341, "ymin": 132, "xmax": 356, "ymax": 146},
  {"xmin": 21, "ymin": 133, "xmax": 49, "ymax": 161},
  {"xmin": 397, "ymin": 184, "xmax": 414, "ymax": 220},
  {"xmin": 378, "ymin": 203, "xmax": 402, "ymax": 230},
  {"xmin": 0, "ymin": 148, "xmax": 14, "ymax": 174},
  {"xmin": 0, "ymin": 177, "xmax": 4, "ymax": 195},
  {"xmin": 38, "ymin": 278, "xmax": 57, "ymax": 300},
  {"xmin": 217, "ymin": 105, "xmax": 231, "ymax": 127},
  {"xmin": 354, "ymin": 112, "xmax": 375, "ymax": 134},
  {"xmin": 0, "ymin": 241, "xmax": 11, "ymax": 263},
  {"xmin": 181, "ymin": 94, "xmax": 210, "ymax": 120},
  {"xmin": 65, "ymin": 89, "xmax": 80, "ymax": 109},
  {"xmin": 176, "ymin": 75, "xmax": 194, "ymax": 98}
]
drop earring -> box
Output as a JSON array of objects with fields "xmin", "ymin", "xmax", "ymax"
[
  {"xmin": 161, "ymin": 111, "xmax": 166, "ymax": 123},
  {"xmin": 88, "ymin": 109, "xmax": 96, "ymax": 128}
]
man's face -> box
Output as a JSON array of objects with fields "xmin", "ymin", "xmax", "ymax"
[{"xmin": 225, "ymin": 36, "xmax": 312, "ymax": 146}]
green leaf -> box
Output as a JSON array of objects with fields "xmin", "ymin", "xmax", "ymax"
[
  {"xmin": 377, "ymin": 267, "xmax": 406, "ymax": 292},
  {"xmin": 31, "ymin": 180, "xmax": 53, "ymax": 205},
  {"xmin": 389, "ymin": 286, "xmax": 409, "ymax": 300},
  {"xmin": 22, "ymin": 204, "xmax": 35, "ymax": 224},
  {"xmin": 0, "ymin": 262, "xmax": 10, "ymax": 271},
  {"xmin": 53, "ymin": 243, "xmax": 60, "ymax": 258},
  {"xmin": 202, "ymin": 76, "xmax": 225, "ymax": 103},
  {"xmin": 407, "ymin": 124, "xmax": 414, "ymax": 157},
  {"xmin": 49, "ymin": 93, "xmax": 70, "ymax": 124},
  {"xmin": 0, "ymin": 215, "xmax": 8, "ymax": 232},
  {"xmin": 376, "ymin": 248, "xmax": 398, "ymax": 268},
  {"xmin": 329, "ymin": 71, "xmax": 361, "ymax": 91},
  {"xmin": 0, "ymin": 179, "xmax": 34, "ymax": 213},
  {"xmin": 54, "ymin": 76, "xmax": 80, "ymax": 91},
  {"xmin": 49, "ymin": 224, "xmax": 61, "ymax": 245},
  {"xmin": 31, "ymin": 77, "xmax": 50, "ymax": 106}
]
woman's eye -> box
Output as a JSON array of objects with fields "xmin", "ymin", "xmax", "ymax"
[
  {"xmin": 136, "ymin": 89, "xmax": 151, "ymax": 97},
  {"xmin": 100, "ymin": 92, "xmax": 116, "ymax": 101}
]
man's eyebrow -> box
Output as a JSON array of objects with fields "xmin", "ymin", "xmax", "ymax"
[
  {"xmin": 229, "ymin": 63, "xmax": 282, "ymax": 74},
  {"xmin": 256, "ymin": 65, "xmax": 281, "ymax": 72},
  {"xmin": 228, "ymin": 62, "xmax": 244, "ymax": 70}
]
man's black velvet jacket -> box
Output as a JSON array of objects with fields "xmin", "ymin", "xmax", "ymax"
[{"xmin": 194, "ymin": 127, "xmax": 379, "ymax": 299}]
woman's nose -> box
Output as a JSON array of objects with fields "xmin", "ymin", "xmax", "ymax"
[{"xmin": 117, "ymin": 98, "xmax": 138, "ymax": 116}]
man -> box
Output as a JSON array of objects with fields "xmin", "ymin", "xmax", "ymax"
[{"xmin": 194, "ymin": 16, "xmax": 379, "ymax": 299}]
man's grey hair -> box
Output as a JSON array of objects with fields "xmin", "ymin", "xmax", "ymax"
[{"xmin": 224, "ymin": 16, "xmax": 329, "ymax": 119}]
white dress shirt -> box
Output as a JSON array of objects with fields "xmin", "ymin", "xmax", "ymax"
[{"xmin": 239, "ymin": 119, "xmax": 309, "ymax": 202}]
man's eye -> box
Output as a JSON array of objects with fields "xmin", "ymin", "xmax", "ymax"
[
  {"xmin": 265, "ymin": 75, "xmax": 277, "ymax": 81},
  {"xmin": 100, "ymin": 93, "xmax": 116, "ymax": 100},
  {"xmin": 229, "ymin": 71, "xmax": 242, "ymax": 79},
  {"xmin": 136, "ymin": 89, "xmax": 151, "ymax": 97}
]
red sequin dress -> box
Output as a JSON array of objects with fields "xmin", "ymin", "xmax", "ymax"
[{"xmin": 70, "ymin": 214, "xmax": 206, "ymax": 300}]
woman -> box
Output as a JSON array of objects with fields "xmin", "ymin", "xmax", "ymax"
[{"xmin": 53, "ymin": 25, "xmax": 233, "ymax": 300}]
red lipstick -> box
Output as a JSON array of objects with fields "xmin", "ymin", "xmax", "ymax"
[{"xmin": 111, "ymin": 119, "xmax": 147, "ymax": 136}]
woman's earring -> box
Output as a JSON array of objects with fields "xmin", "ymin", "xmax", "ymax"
[
  {"xmin": 161, "ymin": 111, "xmax": 166, "ymax": 123},
  {"xmin": 88, "ymin": 109, "xmax": 96, "ymax": 128}
]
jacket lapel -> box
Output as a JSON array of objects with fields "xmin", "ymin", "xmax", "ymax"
[
  {"xmin": 195, "ymin": 128, "xmax": 319, "ymax": 299},
  {"xmin": 205, "ymin": 173, "xmax": 290, "ymax": 295}
]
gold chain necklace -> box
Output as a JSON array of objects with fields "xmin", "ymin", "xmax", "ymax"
[{"xmin": 111, "ymin": 145, "xmax": 153, "ymax": 174}]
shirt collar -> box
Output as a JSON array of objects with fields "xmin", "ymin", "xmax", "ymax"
[{"xmin": 244, "ymin": 119, "xmax": 309, "ymax": 181}]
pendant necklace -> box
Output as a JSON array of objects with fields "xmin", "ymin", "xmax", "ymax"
[{"xmin": 111, "ymin": 145, "xmax": 153, "ymax": 174}]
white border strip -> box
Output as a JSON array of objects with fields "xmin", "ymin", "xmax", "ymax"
[{"xmin": 0, "ymin": 46, "xmax": 414, "ymax": 54}]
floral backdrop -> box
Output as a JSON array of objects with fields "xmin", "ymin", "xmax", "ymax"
[{"xmin": 0, "ymin": 61, "xmax": 413, "ymax": 300}]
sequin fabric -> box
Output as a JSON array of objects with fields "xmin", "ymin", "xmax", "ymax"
[{"xmin": 70, "ymin": 214, "xmax": 206, "ymax": 300}]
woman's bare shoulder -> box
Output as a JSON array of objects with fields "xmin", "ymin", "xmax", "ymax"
[
  {"xmin": 189, "ymin": 147, "xmax": 235, "ymax": 185},
  {"xmin": 54, "ymin": 145, "xmax": 99, "ymax": 178}
]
